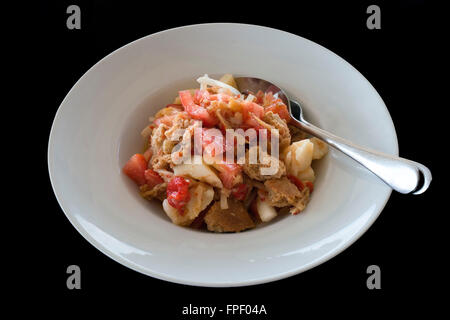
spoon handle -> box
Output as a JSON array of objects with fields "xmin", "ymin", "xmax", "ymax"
[{"xmin": 291, "ymin": 113, "xmax": 432, "ymax": 195}]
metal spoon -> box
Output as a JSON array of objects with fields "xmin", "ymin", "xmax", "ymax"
[{"xmin": 235, "ymin": 77, "xmax": 432, "ymax": 194}]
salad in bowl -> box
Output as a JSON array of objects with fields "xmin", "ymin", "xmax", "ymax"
[{"xmin": 123, "ymin": 74, "xmax": 328, "ymax": 232}]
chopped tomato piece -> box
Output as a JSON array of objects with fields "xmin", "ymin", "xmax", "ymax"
[
  {"xmin": 231, "ymin": 183, "xmax": 248, "ymax": 200},
  {"xmin": 263, "ymin": 91, "xmax": 275, "ymax": 106},
  {"xmin": 194, "ymin": 89, "xmax": 210, "ymax": 104},
  {"xmin": 209, "ymin": 93, "xmax": 231, "ymax": 103},
  {"xmin": 201, "ymin": 128, "xmax": 235, "ymax": 160},
  {"xmin": 240, "ymin": 101, "xmax": 265, "ymax": 129},
  {"xmin": 123, "ymin": 154, "xmax": 148, "ymax": 186},
  {"xmin": 215, "ymin": 163, "xmax": 242, "ymax": 189},
  {"xmin": 288, "ymin": 175, "xmax": 305, "ymax": 191},
  {"xmin": 242, "ymin": 101, "xmax": 265, "ymax": 119},
  {"xmin": 241, "ymin": 113, "xmax": 266, "ymax": 130},
  {"xmin": 179, "ymin": 90, "xmax": 218, "ymax": 126},
  {"xmin": 167, "ymin": 176, "xmax": 191, "ymax": 215},
  {"xmin": 144, "ymin": 169, "xmax": 164, "ymax": 188},
  {"xmin": 202, "ymin": 128, "xmax": 242, "ymax": 189},
  {"xmin": 266, "ymin": 102, "xmax": 290, "ymax": 121},
  {"xmin": 255, "ymin": 90, "xmax": 264, "ymax": 104},
  {"xmin": 202, "ymin": 128, "xmax": 224, "ymax": 157}
]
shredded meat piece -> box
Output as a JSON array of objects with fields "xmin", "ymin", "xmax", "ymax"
[
  {"xmin": 204, "ymin": 199, "xmax": 255, "ymax": 232},
  {"xmin": 289, "ymin": 187, "xmax": 310, "ymax": 214},
  {"xmin": 215, "ymin": 109, "xmax": 232, "ymax": 129},
  {"xmin": 164, "ymin": 114, "xmax": 194, "ymax": 141},
  {"xmin": 264, "ymin": 177, "xmax": 301, "ymax": 207},
  {"xmin": 243, "ymin": 146, "xmax": 286, "ymax": 181},
  {"xmin": 150, "ymin": 115, "xmax": 196, "ymax": 158},
  {"xmin": 288, "ymin": 124, "xmax": 307, "ymax": 143},
  {"xmin": 250, "ymin": 114, "xmax": 273, "ymax": 131},
  {"xmin": 154, "ymin": 106, "xmax": 183, "ymax": 119},
  {"xmin": 151, "ymin": 154, "xmax": 173, "ymax": 170},
  {"xmin": 154, "ymin": 169, "xmax": 174, "ymax": 182},
  {"xmin": 264, "ymin": 177, "xmax": 311, "ymax": 213},
  {"xmin": 150, "ymin": 115, "xmax": 201, "ymax": 169},
  {"xmin": 171, "ymin": 120, "xmax": 202, "ymax": 165},
  {"xmin": 263, "ymin": 111, "xmax": 291, "ymax": 149},
  {"xmin": 140, "ymin": 183, "xmax": 167, "ymax": 201},
  {"xmin": 245, "ymin": 112, "xmax": 290, "ymax": 150},
  {"xmin": 161, "ymin": 140, "xmax": 176, "ymax": 154},
  {"xmin": 243, "ymin": 173, "xmax": 265, "ymax": 190},
  {"xmin": 150, "ymin": 124, "xmax": 169, "ymax": 156}
]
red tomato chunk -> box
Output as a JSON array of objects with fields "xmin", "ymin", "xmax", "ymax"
[
  {"xmin": 144, "ymin": 169, "xmax": 164, "ymax": 188},
  {"xmin": 231, "ymin": 183, "xmax": 248, "ymax": 200},
  {"xmin": 122, "ymin": 154, "xmax": 148, "ymax": 186},
  {"xmin": 216, "ymin": 163, "xmax": 242, "ymax": 189},
  {"xmin": 167, "ymin": 176, "xmax": 191, "ymax": 215},
  {"xmin": 266, "ymin": 103, "xmax": 290, "ymax": 121},
  {"xmin": 179, "ymin": 90, "xmax": 218, "ymax": 127}
]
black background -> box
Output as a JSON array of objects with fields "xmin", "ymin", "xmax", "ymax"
[{"xmin": 22, "ymin": 0, "xmax": 444, "ymax": 316}]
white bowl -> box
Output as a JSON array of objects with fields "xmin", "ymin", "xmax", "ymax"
[{"xmin": 48, "ymin": 23, "xmax": 398, "ymax": 287}]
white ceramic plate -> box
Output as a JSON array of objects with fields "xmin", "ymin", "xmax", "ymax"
[{"xmin": 48, "ymin": 23, "xmax": 398, "ymax": 287}]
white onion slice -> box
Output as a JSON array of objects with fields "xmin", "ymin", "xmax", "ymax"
[
  {"xmin": 196, "ymin": 74, "xmax": 241, "ymax": 96},
  {"xmin": 220, "ymin": 190, "xmax": 229, "ymax": 210},
  {"xmin": 245, "ymin": 94, "xmax": 256, "ymax": 102},
  {"xmin": 256, "ymin": 198, "xmax": 278, "ymax": 222}
]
